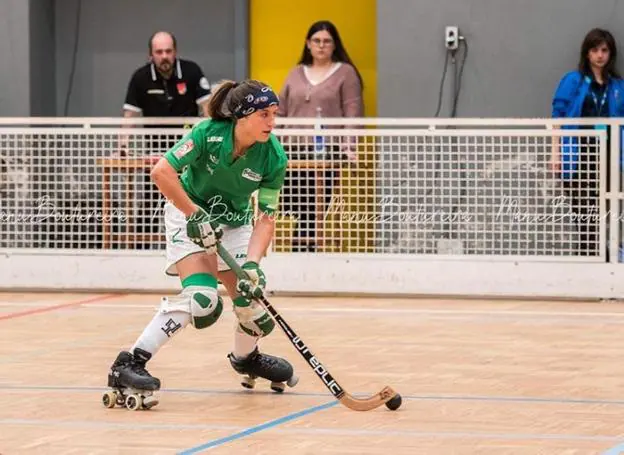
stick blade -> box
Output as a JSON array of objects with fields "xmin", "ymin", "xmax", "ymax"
[{"xmin": 338, "ymin": 386, "xmax": 397, "ymax": 412}]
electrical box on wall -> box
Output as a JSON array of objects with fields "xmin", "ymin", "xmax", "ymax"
[{"xmin": 445, "ymin": 26, "xmax": 459, "ymax": 50}]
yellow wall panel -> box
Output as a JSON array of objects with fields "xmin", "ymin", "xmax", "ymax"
[
  {"xmin": 250, "ymin": 1, "xmax": 378, "ymax": 253},
  {"xmin": 249, "ymin": 0, "xmax": 377, "ymax": 116}
]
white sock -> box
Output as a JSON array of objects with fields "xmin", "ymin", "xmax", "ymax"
[
  {"xmin": 131, "ymin": 310, "xmax": 191, "ymax": 357},
  {"xmin": 233, "ymin": 325, "xmax": 259, "ymax": 359}
]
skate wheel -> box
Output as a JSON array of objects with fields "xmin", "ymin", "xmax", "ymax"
[
  {"xmin": 287, "ymin": 375, "xmax": 299, "ymax": 388},
  {"xmin": 102, "ymin": 391, "xmax": 116, "ymax": 408},
  {"xmin": 125, "ymin": 394, "xmax": 142, "ymax": 411},
  {"xmin": 270, "ymin": 382, "xmax": 285, "ymax": 393},
  {"xmin": 142, "ymin": 396, "xmax": 159, "ymax": 409},
  {"xmin": 116, "ymin": 393, "xmax": 126, "ymax": 406},
  {"xmin": 241, "ymin": 376, "xmax": 256, "ymax": 389}
]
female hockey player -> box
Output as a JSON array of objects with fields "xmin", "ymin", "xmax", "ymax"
[{"xmin": 104, "ymin": 79, "xmax": 297, "ymax": 410}]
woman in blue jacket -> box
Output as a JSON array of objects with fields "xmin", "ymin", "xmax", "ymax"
[{"xmin": 551, "ymin": 28, "xmax": 624, "ymax": 256}]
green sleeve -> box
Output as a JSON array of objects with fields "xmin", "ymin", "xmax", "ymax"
[
  {"xmin": 164, "ymin": 123, "xmax": 206, "ymax": 171},
  {"xmin": 258, "ymin": 146, "xmax": 288, "ymax": 215}
]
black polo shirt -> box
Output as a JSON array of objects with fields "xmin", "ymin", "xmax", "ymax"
[{"xmin": 123, "ymin": 58, "xmax": 211, "ymax": 117}]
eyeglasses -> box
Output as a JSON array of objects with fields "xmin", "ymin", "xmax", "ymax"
[{"xmin": 310, "ymin": 38, "xmax": 334, "ymax": 47}]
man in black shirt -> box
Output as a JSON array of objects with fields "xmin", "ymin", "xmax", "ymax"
[
  {"xmin": 119, "ymin": 31, "xmax": 211, "ymax": 247},
  {"xmin": 123, "ymin": 31, "xmax": 211, "ymax": 122},
  {"xmin": 121, "ymin": 30, "xmax": 211, "ymax": 154}
]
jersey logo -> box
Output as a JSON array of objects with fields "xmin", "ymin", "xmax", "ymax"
[
  {"xmin": 205, "ymin": 164, "xmax": 214, "ymax": 174},
  {"xmin": 174, "ymin": 139, "xmax": 194, "ymax": 159},
  {"xmin": 242, "ymin": 168, "xmax": 262, "ymax": 182},
  {"xmin": 176, "ymin": 82, "xmax": 187, "ymax": 95},
  {"xmin": 209, "ymin": 154, "xmax": 219, "ymax": 164},
  {"xmin": 206, "ymin": 136, "xmax": 223, "ymax": 143}
]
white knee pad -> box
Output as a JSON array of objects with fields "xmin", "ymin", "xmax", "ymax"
[{"xmin": 160, "ymin": 286, "xmax": 223, "ymax": 329}]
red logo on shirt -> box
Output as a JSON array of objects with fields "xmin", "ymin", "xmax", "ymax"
[
  {"xmin": 177, "ymin": 82, "xmax": 187, "ymax": 95},
  {"xmin": 174, "ymin": 139, "xmax": 194, "ymax": 159}
]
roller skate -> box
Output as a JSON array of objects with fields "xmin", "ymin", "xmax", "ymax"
[
  {"xmin": 228, "ymin": 347, "xmax": 299, "ymax": 393},
  {"xmin": 102, "ymin": 348, "xmax": 161, "ymax": 411}
]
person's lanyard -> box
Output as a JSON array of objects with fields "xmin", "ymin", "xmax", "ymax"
[{"xmin": 590, "ymin": 86, "xmax": 608, "ymax": 116}]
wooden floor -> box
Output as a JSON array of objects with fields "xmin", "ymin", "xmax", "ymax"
[{"xmin": 1, "ymin": 292, "xmax": 624, "ymax": 454}]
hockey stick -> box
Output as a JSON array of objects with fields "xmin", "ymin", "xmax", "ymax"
[{"xmin": 217, "ymin": 242, "xmax": 401, "ymax": 411}]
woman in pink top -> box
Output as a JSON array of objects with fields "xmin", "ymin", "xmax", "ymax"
[{"xmin": 279, "ymin": 20, "xmax": 364, "ymax": 252}]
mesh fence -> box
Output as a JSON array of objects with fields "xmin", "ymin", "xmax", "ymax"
[
  {"xmin": 0, "ymin": 128, "xmax": 185, "ymax": 251},
  {"xmin": 373, "ymin": 131, "xmax": 605, "ymax": 257},
  {"xmin": 0, "ymin": 126, "xmax": 607, "ymax": 258}
]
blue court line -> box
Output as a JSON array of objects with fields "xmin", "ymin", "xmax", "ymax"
[
  {"xmin": 3, "ymin": 384, "xmax": 624, "ymax": 407},
  {"xmin": 407, "ymin": 394, "xmax": 624, "ymax": 406},
  {"xmin": 0, "ymin": 418, "xmax": 241, "ymax": 431},
  {"xmin": 603, "ymin": 443, "xmax": 624, "ymax": 454},
  {"xmin": 0, "ymin": 418, "xmax": 619, "ymax": 444},
  {"xmin": 177, "ymin": 400, "xmax": 338, "ymax": 454}
]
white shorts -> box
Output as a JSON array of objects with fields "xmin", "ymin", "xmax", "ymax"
[{"xmin": 164, "ymin": 202, "xmax": 252, "ymax": 276}]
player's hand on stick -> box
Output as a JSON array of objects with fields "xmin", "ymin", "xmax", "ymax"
[
  {"xmin": 186, "ymin": 208, "xmax": 223, "ymax": 255},
  {"xmin": 236, "ymin": 261, "xmax": 266, "ymax": 299}
]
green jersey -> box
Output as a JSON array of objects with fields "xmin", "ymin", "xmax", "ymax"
[{"xmin": 164, "ymin": 119, "xmax": 288, "ymax": 226}]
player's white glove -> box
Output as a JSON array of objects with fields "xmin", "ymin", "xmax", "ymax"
[{"xmin": 186, "ymin": 208, "xmax": 223, "ymax": 255}]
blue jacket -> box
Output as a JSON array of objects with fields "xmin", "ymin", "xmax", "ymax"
[{"xmin": 551, "ymin": 70, "xmax": 624, "ymax": 180}]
